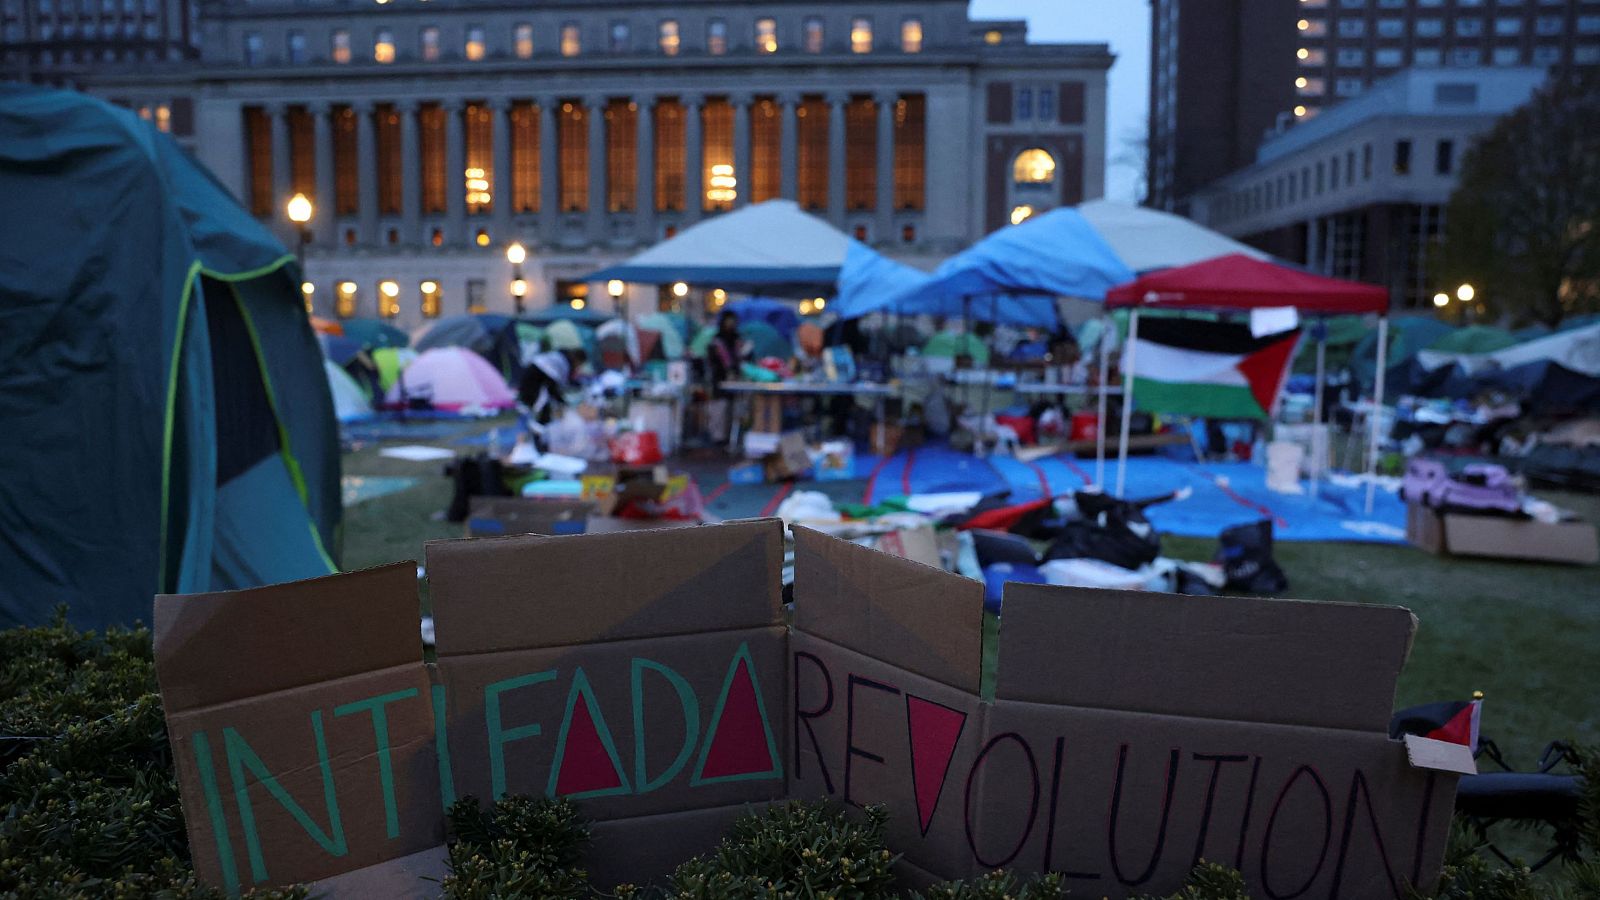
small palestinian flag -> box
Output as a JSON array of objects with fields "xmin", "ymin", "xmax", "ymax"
[
  {"xmin": 1390, "ymin": 698, "xmax": 1482, "ymax": 752},
  {"xmin": 1126, "ymin": 318, "xmax": 1301, "ymax": 420}
]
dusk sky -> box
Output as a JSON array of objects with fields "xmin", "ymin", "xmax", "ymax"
[{"xmin": 969, "ymin": 0, "xmax": 1150, "ymax": 203}]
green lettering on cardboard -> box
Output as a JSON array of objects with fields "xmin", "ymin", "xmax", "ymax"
[
  {"xmin": 485, "ymin": 670, "xmax": 557, "ymax": 800},
  {"xmin": 191, "ymin": 731, "xmax": 241, "ymax": 896},
  {"xmin": 432, "ymin": 683, "xmax": 456, "ymax": 810},
  {"xmin": 547, "ymin": 666, "xmax": 633, "ymax": 800},
  {"xmin": 333, "ymin": 687, "xmax": 418, "ymax": 840},
  {"xmin": 691, "ymin": 641, "xmax": 785, "ymax": 786},
  {"xmin": 630, "ymin": 657, "xmax": 700, "ymax": 793},
  {"xmin": 224, "ymin": 711, "xmax": 348, "ymax": 885}
]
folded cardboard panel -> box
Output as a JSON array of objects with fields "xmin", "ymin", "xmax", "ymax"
[{"xmin": 1406, "ymin": 501, "xmax": 1599, "ymax": 564}]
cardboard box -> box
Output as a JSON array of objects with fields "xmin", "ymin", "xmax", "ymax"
[
  {"xmin": 153, "ymin": 521, "xmax": 1459, "ymax": 897},
  {"xmin": 1406, "ymin": 502, "xmax": 1599, "ymax": 565},
  {"xmin": 813, "ymin": 440, "xmax": 856, "ymax": 482},
  {"xmin": 467, "ymin": 497, "xmax": 595, "ymax": 537},
  {"xmin": 764, "ymin": 431, "xmax": 813, "ymax": 481}
]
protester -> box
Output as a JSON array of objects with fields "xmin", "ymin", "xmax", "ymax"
[
  {"xmin": 704, "ymin": 311, "xmax": 750, "ymax": 441},
  {"xmin": 517, "ymin": 346, "xmax": 586, "ymax": 449}
]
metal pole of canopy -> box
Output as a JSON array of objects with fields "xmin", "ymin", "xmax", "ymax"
[
  {"xmin": 1365, "ymin": 315, "xmax": 1389, "ymax": 515},
  {"xmin": 1114, "ymin": 308, "xmax": 1140, "ymax": 498},
  {"xmin": 1095, "ymin": 315, "xmax": 1111, "ymax": 490},
  {"xmin": 1310, "ymin": 331, "xmax": 1326, "ymax": 498}
]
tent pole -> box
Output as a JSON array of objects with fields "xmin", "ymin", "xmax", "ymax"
[
  {"xmin": 1311, "ymin": 332, "xmax": 1326, "ymax": 498},
  {"xmin": 1095, "ymin": 315, "xmax": 1110, "ymax": 489},
  {"xmin": 1115, "ymin": 309, "xmax": 1140, "ymax": 498},
  {"xmin": 1365, "ymin": 315, "xmax": 1389, "ymax": 515}
]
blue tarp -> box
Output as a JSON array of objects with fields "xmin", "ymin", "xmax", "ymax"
[
  {"xmin": 832, "ymin": 240, "xmax": 932, "ymax": 319},
  {"xmin": 727, "ymin": 298, "xmax": 802, "ymax": 341}
]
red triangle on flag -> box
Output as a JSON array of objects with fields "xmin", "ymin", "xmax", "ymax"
[
  {"xmin": 550, "ymin": 670, "xmax": 630, "ymax": 799},
  {"xmin": 694, "ymin": 644, "xmax": 782, "ymax": 784},
  {"xmin": 1425, "ymin": 701, "xmax": 1480, "ymax": 749},
  {"xmin": 1235, "ymin": 333, "xmax": 1301, "ymax": 416},
  {"xmin": 905, "ymin": 695, "xmax": 967, "ymax": 836}
]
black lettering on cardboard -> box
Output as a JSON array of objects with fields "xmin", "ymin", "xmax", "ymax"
[
  {"xmin": 1191, "ymin": 753, "xmax": 1250, "ymax": 868},
  {"xmin": 1260, "ymin": 764, "xmax": 1333, "ymax": 900},
  {"xmin": 1043, "ymin": 736, "xmax": 1101, "ymax": 881},
  {"xmin": 1328, "ymin": 769, "xmax": 1402, "ymax": 899},
  {"xmin": 1108, "ymin": 744, "xmax": 1181, "ymax": 887},
  {"xmin": 964, "ymin": 732, "xmax": 1039, "ymax": 869},
  {"xmin": 1411, "ymin": 770, "xmax": 1438, "ymax": 888},
  {"xmin": 793, "ymin": 651, "xmax": 836, "ymax": 794},
  {"xmin": 1234, "ymin": 755, "xmax": 1263, "ymax": 871},
  {"xmin": 843, "ymin": 674, "xmax": 900, "ymax": 809}
]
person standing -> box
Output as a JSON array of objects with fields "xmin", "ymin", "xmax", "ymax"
[{"xmin": 705, "ymin": 311, "xmax": 748, "ymax": 442}]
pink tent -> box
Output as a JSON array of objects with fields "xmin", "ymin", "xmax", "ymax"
[{"xmin": 385, "ymin": 346, "xmax": 515, "ymax": 412}]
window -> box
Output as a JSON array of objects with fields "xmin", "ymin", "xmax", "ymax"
[
  {"xmin": 420, "ymin": 103, "xmax": 446, "ymax": 213},
  {"xmin": 557, "ymin": 100, "xmax": 587, "ymax": 212},
  {"xmin": 1300, "ymin": 48, "xmax": 1327, "ymax": 64},
  {"xmin": 796, "ymin": 96, "xmax": 829, "ymax": 210},
  {"xmin": 844, "ymin": 96, "xmax": 876, "ymax": 211},
  {"xmin": 561, "ymin": 21, "xmax": 580, "ymax": 56},
  {"xmin": 1337, "ymin": 19, "xmax": 1365, "ymax": 36},
  {"xmin": 1435, "ymin": 139, "xmax": 1454, "ymax": 175},
  {"xmin": 1416, "ymin": 19, "xmax": 1443, "ymax": 36},
  {"xmin": 851, "ymin": 17, "xmax": 872, "ymax": 53},
  {"xmin": 1301, "ymin": 76, "xmax": 1327, "ymax": 95},
  {"xmin": 1494, "ymin": 17, "xmax": 1523, "ymax": 35},
  {"xmin": 1375, "ymin": 47, "xmax": 1403, "ymax": 66},
  {"xmin": 1337, "ymin": 48, "xmax": 1366, "ymax": 66},
  {"xmin": 1532, "ymin": 44, "xmax": 1561, "ymax": 64},
  {"xmin": 421, "ymin": 26, "xmax": 439, "ymax": 61},
  {"xmin": 894, "ymin": 93, "xmax": 925, "ymax": 210},
  {"xmin": 1394, "ymin": 139, "xmax": 1411, "ymax": 175},
  {"xmin": 750, "ymin": 97, "xmax": 781, "ymax": 203},
  {"xmin": 1536, "ymin": 16, "xmax": 1563, "ymax": 35},
  {"xmin": 1414, "ymin": 48, "xmax": 1442, "ymax": 65},
  {"xmin": 1453, "ymin": 47, "xmax": 1482, "ymax": 64},
  {"xmin": 1038, "ymin": 87, "xmax": 1055, "ymax": 121},
  {"xmin": 331, "ymin": 29, "xmax": 350, "ymax": 64},
  {"xmin": 375, "ymin": 104, "xmax": 401, "ymax": 214},
  {"xmin": 755, "ymin": 17, "xmax": 776, "ymax": 53},
  {"xmin": 702, "ymin": 98, "xmax": 734, "ymax": 211},
  {"xmin": 243, "ymin": 106, "xmax": 272, "ymax": 217},
  {"xmin": 1576, "ymin": 44, "xmax": 1600, "ymax": 64},
  {"xmin": 243, "ymin": 31, "xmax": 262, "ymax": 65},
  {"xmin": 374, "ymin": 28, "xmax": 394, "ymax": 63},
  {"xmin": 706, "ymin": 19, "xmax": 726, "ymax": 55},
  {"xmin": 1013, "ymin": 148, "xmax": 1056, "ymax": 184},
  {"xmin": 1016, "ymin": 87, "xmax": 1033, "ymax": 120},
  {"xmin": 901, "ymin": 18, "xmax": 922, "ymax": 53},
  {"xmin": 1455, "ymin": 18, "xmax": 1483, "ymax": 36},
  {"xmin": 1376, "ymin": 19, "xmax": 1404, "ymax": 37},
  {"xmin": 609, "ymin": 20, "xmax": 629, "ymax": 53},
  {"xmin": 1330, "ymin": 154, "xmax": 1340, "ymax": 190},
  {"xmin": 804, "ymin": 16, "xmax": 824, "ymax": 53},
  {"xmin": 659, "ymin": 19, "xmax": 679, "ymax": 56},
  {"xmin": 287, "ymin": 30, "xmax": 306, "ymax": 64},
  {"xmin": 1582, "ymin": 16, "xmax": 1600, "ymax": 35},
  {"xmin": 1363, "ymin": 143, "xmax": 1373, "ymax": 179},
  {"xmin": 514, "ymin": 23, "xmax": 533, "ymax": 59},
  {"xmin": 605, "ymin": 99, "xmax": 636, "ymax": 212},
  {"xmin": 1493, "ymin": 46, "xmax": 1522, "ymax": 64},
  {"xmin": 421, "ymin": 281, "xmax": 442, "ymax": 319},
  {"xmin": 332, "ymin": 105, "xmax": 358, "ymax": 214},
  {"xmin": 1336, "ymin": 76, "xmax": 1364, "ymax": 96},
  {"xmin": 464, "ymin": 103, "xmax": 492, "ymax": 214},
  {"xmin": 655, "ymin": 98, "xmax": 685, "ymax": 211},
  {"xmin": 1316, "ymin": 161, "xmax": 1325, "ymax": 194},
  {"xmin": 465, "ymin": 25, "xmax": 485, "ymax": 60},
  {"xmin": 336, "ymin": 282, "xmax": 358, "ymax": 318},
  {"xmin": 287, "ymin": 106, "xmax": 316, "ymax": 199},
  {"xmin": 510, "ymin": 101, "xmax": 539, "ymax": 213}
]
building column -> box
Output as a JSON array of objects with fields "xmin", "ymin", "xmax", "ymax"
[
  {"xmin": 267, "ymin": 102, "xmax": 291, "ymax": 232},
  {"xmin": 398, "ymin": 100, "xmax": 420, "ymax": 245},
  {"xmin": 443, "ymin": 98, "xmax": 465, "ymax": 245},
  {"xmin": 539, "ymin": 98, "xmax": 559, "ymax": 242},
  {"xmin": 354, "ymin": 100, "xmax": 377, "ymax": 245},
  {"xmin": 684, "ymin": 94, "xmax": 704, "ymax": 223},
  {"xmin": 732, "ymin": 93, "xmax": 752, "ymax": 209},
  {"xmin": 587, "ymin": 94, "xmax": 607, "ymax": 243},
  {"xmin": 778, "ymin": 93, "xmax": 798, "ymax": 200},
  {"xmin": 636, "ymin": 96, "xmax": 656, "ymax": 241},
  {"xmin": 826, "ymin": 92, "xmax": 847, "ymax": 224},
  {"xmin": 490, "ymin": 97, "xmax": 512, "ymax": 242},
  {"xmin": 311, "ymin": 102, "xmax": 334, "ymax": 247},
  {"xmin": 875, "ymin": 92, "xmax": 896, "ymax": 241}
]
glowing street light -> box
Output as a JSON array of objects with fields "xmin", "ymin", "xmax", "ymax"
[
  {"xmin": 814, "ymin": 297, "xmax": 827, "ymax": 311},
  {"xmin": 511, "ymin": 278, "xmax": 528, "ymax": 298},
  {"xmin": 672, "ymin": 281, "xmax": 689, "ymax": 298},
  {"xmin": 506, "ymin": 241, "xmax": 527, "ymax": 266},
  {"xmin": 286, "ymin": 192, "xmax": 314, "ymax": 274},
  {"xmin": 1432, "ymin": 292, "xmax": 1449, "ymax": 308},
  {"xmin": 1456, "ymin": 283, "xmax": 1475, "ymax": 303},
  {"xmin": 507, "ymin": 242, "xmax": 528, "ymax": 313}
]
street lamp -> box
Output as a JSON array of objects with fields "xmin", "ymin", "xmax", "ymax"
[
  {"xmin": 607, "ymin": 279, "xmax": 626, "ymax": 318},
  {"xmin": 1432, "ymin": 292, "xmax": 1449, "ymax": 309},
  {"xmin": 506, "ymin": 242, "xmax": 527, "ymax": 313},
  {"xmin": 286, "ymin": 192, "xmax": 313, "ymax": 274},
  {"xmin": 1456, "ymin": 283, "xmax": 1475, "ymax": 303},
  {"xmin": 672, "ymin": 281, "xmax": 689, "ymax": 298}
]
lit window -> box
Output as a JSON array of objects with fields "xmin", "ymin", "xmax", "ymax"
[
  {"xmin": 804, "ymin": 16, "xmax": 824, "ymax": 53},
  {"xmin": 336, "ymin": 281, "xmax": 358, "ymax": 318},
  {"xmin": 984, "ymin": 29, "xmax": 1002, "ymax": 45},
  {"xmin": 659, "ymin": 19, "xmax": 679, "ymax": 56},
  {"xmin": 378, "ymin": 280, "xmax": 400, "ymax": 318},
  {"xmin": 756, "ymin": 17, "xmax": 777, "ymax": 53},
  {"xmin": 561, "ymin": 21, "xmax": 580, "ymax": 56},
  {"xmin": 331, "ymin": 29, "xmax": 350, "ymax": 64},
  {"xmin": 706, "ymin": 19, "xmax": 727, "ymax": 55},
  {"xmin": 514, "ymin": 23, "xmax": 533, "ymax": 59},
  {"xmin": 420, "ymin": 27, "xmax": 440, "ymax": 61},
  {"xmin": 287, "ymin": 30, "xmax": 307, "ymax": 64},
  {"xmin": 1012, "ymin": 148, "xmax": 1055, "ymax": 184},
  {"xmin": 374, "ymin": 28, "xmax": 395, "ymax": 63},
  {"xmin": 609, "ymin": 20, "xmax": 629, "ymax": 53},
  {"xmin": 1010, "ymin": 205, "xmax": 1034, "ymax": 225},
  {"xmin": 851, "ymin": 17, "xmax": 872, "ymax": 53},
  {"xmin": 155, "ymin": 104, "xmax": 170, "ymax": 132},
  {"xmin": 901, "ymin": 18, "xmax": 922, "ymax": 53},
  {"xmin": 465, "ymin": 25, "xmax": 485, "ymax": 61},
  {"xmin": 475, "ymin": 228, "xmax": 490, "ymax": 247},
  {"xmin": 421, "ymin": 280, "xmax": 441, "ymax": 319},
  {"xmin": 244, "ymin": 31, "xmax": 262, "ymax": 65}
]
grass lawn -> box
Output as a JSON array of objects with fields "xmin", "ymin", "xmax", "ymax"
[{"xmin": 342, "ymin": 421, "xmax": 1600, "ymax": 768}]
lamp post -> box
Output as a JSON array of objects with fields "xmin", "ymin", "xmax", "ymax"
[
  {"xmin": 1456, "ymin": 283, "xmax": 1476, "ymax": 324},
  {"xmin": 286, "ymin": 192, "xmax": 313, "ymax": 274},
  {"xmin": 506, "ymin": 241, "xmax": 527, "ymax": 314},
  {"xmin": 607, "ymin": 279, "xmax": 626, "ymax": 319}
]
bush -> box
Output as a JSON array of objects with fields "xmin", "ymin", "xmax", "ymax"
[
  {"xmin": 441, "ymin": 795, "xmax": 593, "ymax": 899},
  {"xmin": 913, "ymin": 869, "xmax": 1066, "ymax": 899},
  {"xmin": 667, "ymin": 801, "xmax": 899, "ymax": 899}
]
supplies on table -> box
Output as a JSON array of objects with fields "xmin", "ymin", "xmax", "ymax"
[
  {"xmin": 628, "ymin": 398, "xmax": 680, "ymax": 457},
  {"xmin": 811, "ymin": 440, "xmax": 855, "ymax": 481},
  {"xmin": 1402, "ymin": 458, "xmax": 1598, "ymax": 563},
  {"xmin": 764, "ymin": 431, "xmax": 813, "ymax": 481},
  {"xmin": 609, "ymin": 429, "xmax": 664, "ymax": 466}
]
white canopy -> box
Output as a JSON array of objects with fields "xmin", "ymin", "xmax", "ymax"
[{"xmin": 1077, "ymin": 199, "xmax": 1271, "ymax": 275}]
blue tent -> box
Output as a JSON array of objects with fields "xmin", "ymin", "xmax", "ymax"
[
  {"xmin": 876, "ymin": 208, "xmax": 1134, "ymax": 327},
  {"xmin": 726, "ymin": 297, "xmax": 802, "ymax": 341},
  {"xmin": 832, "ymin": 241, "xmax": 932, "ymax": 320},
  {"xmin": 0, "ymin": 86, "xmax": 339, "ymax": 629}
]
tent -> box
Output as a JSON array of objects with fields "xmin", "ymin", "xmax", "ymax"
[
  {"xmin": 727, "ymin": 298, "xmax": 802, "ymax": 341},
  {"xmin": 386, "ymin": 346, "xmax": 516, "ymax": 412},
  {"xmin": 372, "ymin": 346, "xmax": 417, "ymax": 392},
  {"xmin": 0, "ymin": 86, "xmax": 339, "ymax": 629},
  {"xmin": 324, "ymin": 359, "xmax": 373, "ymax": 422},
  {"xmin": 690, "ymin": 321, "xmax": 790, "ymax": 362},
  {"xmin": 1426, "ymin": 325, "xmax": 1518, "ymax": 356},
  {"xmin": 832, "ymin": 241, "xmax": 933, "ymax": 320},
  {"xmin": 523, "ymin": 305, "xmax": 614, "ymax": 327},
  {"xmin": 587, "ymin": 200, "xmax": 851, "ymax": 295},
  {"xmin": 1351, "ymin": 315, "xmax": 1453, "ymax": 389},
  {"xmin": 1105, "ymin": 254, "xmax": 1390, "ymax": 509},
  {"xmin": 413, "ymin": 313, "xmax": 513, "ymax": 356},
  {"xmin": 1076, "ymin": 199, "xmax": 1271, "ymax": 274},
  {"xmin": 638, "ymin": 312, "xmax": 689, "ymax": 358},
  {"xmin": 340, "ymin": 318, "xmax": 410, "ymax": 350}
]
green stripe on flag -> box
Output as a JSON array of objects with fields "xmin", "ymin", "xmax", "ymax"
[{"xmin": 1132, "ymin": 377, "xmax": 1267, "ymax": 419}]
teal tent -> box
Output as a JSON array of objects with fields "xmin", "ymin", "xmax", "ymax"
[{"xmin": 0, "ymin": 86, "xmax": 340, "ymax": 629}]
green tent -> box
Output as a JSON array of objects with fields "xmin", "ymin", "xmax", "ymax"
[
  {"xmin": 689, "ymin": 321, "xmax": 791, "ymax": 361},
  {"xmin": 1351, "ymin": 315, "xmax": 1454, "ymax": 388},
  {"xmin": 1426, "ymin": 325, "xmax": 1519, "ymax": 355},
  {"xmin": 922, "ymin": 332, "xmax": 991, "ymax": 366},
  {"xmin": 340, "ymin": 318, "xmax": 410, "ymax": 350},
  {"xmin": 0, "ymin": 86, "xmax": 340, "ymax": 629}
]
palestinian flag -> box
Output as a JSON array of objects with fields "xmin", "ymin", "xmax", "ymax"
[{"xmin": 1126, "ymin": 318, "xmax": 1301, "ymax": 420}]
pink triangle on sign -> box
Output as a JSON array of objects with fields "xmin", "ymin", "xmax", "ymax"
[
  {"xmin": 905, "ymin": 695, "xmax": 967, "ymax": 835},
  {"xmin": 553, "ymin": 690, "xmax": 627, "ymax": 797},
  {"xmin": 696, "ymin": 654, "xmax": 778, "ymax": 782}
]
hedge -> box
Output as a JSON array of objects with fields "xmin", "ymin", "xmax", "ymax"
[{"xmin": 3, "ymin": 616, "xmax": 1595, "ymax": 898}]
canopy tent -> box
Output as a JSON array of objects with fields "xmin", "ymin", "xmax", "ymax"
[
  {"xmin": 586, "ymin": 200, "xmax": 851, "ymax": 295},
  {"xmin": 1076, "ymin": 199, "xmax": 1271, "ymax": 274},
  {"xmin": 0, "ymin": 85, "xmax": 339, "ymax": 629},
  {"xmin": 1105, "ymin": 254, "xmax": 1391, "ymax": 510},
  {"xmin": 831, "ymin": 241, "xmax": 933, "ymax": 320},
  {"xmin": 385, "ymin": 346, "xmax": 516, "ymax": 412},
  {"xmin": 726, "ymin": 297, "xmax": 802, "ymax": 341},
  {"xmin": 324, "ymin": 359, "xmax": 373, "ymax": 422}
]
